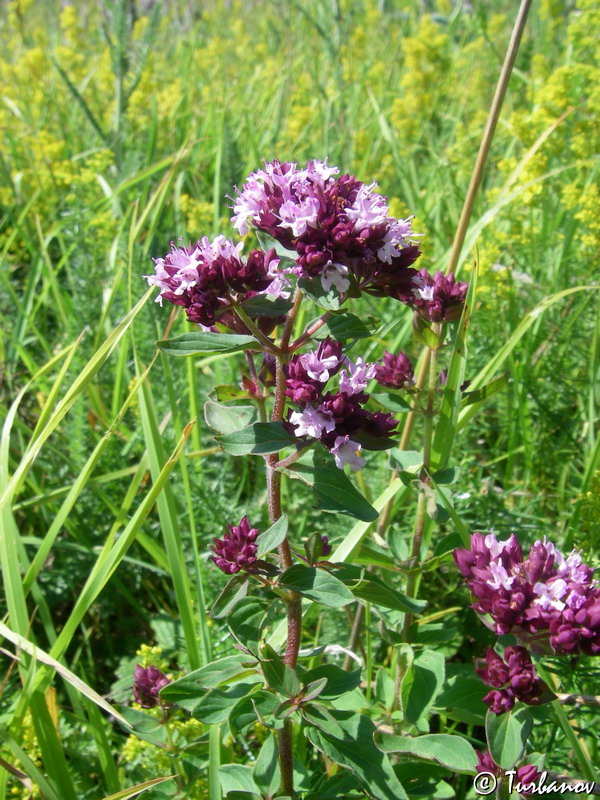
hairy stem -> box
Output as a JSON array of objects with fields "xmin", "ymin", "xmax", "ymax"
[
  {"xmin": 404, "ymin": 333, "xmax": 440, "ymax": 609},
  {"xmin": 265, "ymin": 301, "xmax": 304, "ymax": 798}
]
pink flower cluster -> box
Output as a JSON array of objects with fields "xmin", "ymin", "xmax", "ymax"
[
  {"xmin": 374, "ymin": 351, "xmax": 414, "ymax": 389},
  {"xmin": 475, "ymin": 645, "xmax": 550, "ymax": 714},
  {"xmin": 412, "ymin": 268, "xmax": 469, "ymax": 323},
  {"xmin": 211, "ymin": 516, "xmax": 259, "ymax": 574},
  {"xmin": 133, "ymin": 665, "xmax": 171, "ymax": 708},
  {"xmin": 285, "ymin": 338, "xmax": 400, "ymax": 470},
  {"xmin": 143, "ymin": 235, "xmax": 286, "ymax": 328},
  {"xmin": 454, "ymin": 533, "xmax": 600, "ymax": 654},
  {"xmin": 232, "ymin": 160, "xmax": 422, "ymax": 302}
]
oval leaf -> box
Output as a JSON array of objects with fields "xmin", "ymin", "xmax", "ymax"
[
  {"xmin": 279, "ymin": 565, "xmax": 354, "ymax": 608},
  {"xmin": 217, "ymin": 422, "xmax": 298, "ymax": 456},
  {"xmin": 486, "ymin": 707, "xmax": 533, "ymax": 770},
  {"xmin": 256, "ymin": 516, "xmax": 289, "ymax": 557},
  {"xmin": 204, "ymin": 398, "xmax": 257, "ymax": 434},
  {"xmin": 156, "ymin": 331, "xmax": 259, "ymax": 356},
  {"xmin": 239, "ymin": 295, "xmax": 293, "ymax": 317},
  {"xmin": 374, "ymin": 733, "xmax": 477, "ymax": 774}
]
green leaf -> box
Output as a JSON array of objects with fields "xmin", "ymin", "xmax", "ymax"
[
  {"xmin": 210, "ymin": 574, "xmax": 250, "ymax": 620},
  {"xmin": 224, "ymin": 794, "xmax": 261, "ymax": 800},
  {"xmin": 260, "ymin": 644, "xmax": 300, "ymax": 696},
  {"xmin": 226, "ymin": 598, "xmax": 271, "ymax": 658},
  {"xmin": 284, "ymin": 455, "xmax": 378, "ymax": 521},
  {"xmin": 412, "ymin": 315, "xmax": 441, "ymax": 349},
  {"xmin": 191, "ymin": 682, "xmax": 259, "ymax": 724},
  {"xmin": 306, "ymin": 712, "xmax": 409, "ymax": 800},
  {"xmin": 298, "ymin": 275, "xmax": 341, "ymax": 310},
  {"xmin": 301, "ymin": 665, "xmax": 362, "ymax": 699},
  {"xmin": 217, "ymin": 422, "xmax": 298, "ymax": 456},
  {"xmin": 302, "ymin": 704, "xmax": 347, "ymax": 739},
  {"xmin": 214, "ymin": 384, "xmax": 251, "ymax": 402},
  {"xmin": 374, "ymin": 733, "xmax": 477, "ymax": 774},
  {"xmin": 350, "ymin": 577, "xmax": 427, "ymax": 614},
  {"xmin": 279, "ymin": 565, "xmax": 354, "ymax": 608},
  {"xmin": 486, "ymin": 707, "xmax": 533, "ymax": 770},
  {"xmin": 204, "ymin": 398, "xmax": 257, "ymax": 434},
  {"xmin": 255, "ymin": 230, "xmax": 297, "ymax": 263},
  {"xmin": 391, "ymin": 449, "xmax": 422, "ymax": 472},
  {"xmin": 371, "ymin": 392, "xmax": 412, "ymax": 413},
  {"xmin": 219, "ymin": 765, "xmax": 260, "ymax": 796},
  {"xmin": 253, "ymin": 734, "xmax": 280, "ymax": 796},
  {"xmin": 393, "ymin": 763, "xmax": 455, "ymax": 799},
  {"xmin": 316, "ymin": 312, "xmax": 373, "ymax": 341},
  {"xmin": 430, "ymin": 466, "xmax": 461, "ymax": 485},
  {"xmin": 229, "ymin": 691, "xmax": 281, "ymax": 737},
  {"xmin": 116, "ymin": 707, "xmax": 166, "ymax": 748},
  {"xmin": 405, "ymin": 650, "xmax": 445, "ymax": 726},
  {"xmin": 156, "ymin": 331, "xmax": 259, "ymax": 356},
  {"xmin": 434, "ymin": 666, "xmax": 487, "ymax": 725},
  {"xmin": 161, "ymin": 655, "xmax": 257, "ymax": 704},
  {"xmin": 461, "ymin": 372, "xmax": 509, "ymax": 406},
  {"xmin": 335, "ymin": 565, "xmax": 427, "ymax": 613},
  {"xmin": 256, "ymin": 516, "xmax": 289, "ymax": 557},
  {"xmin": 351, "ymin": 430, "xmax": 397, "ymax": 451},
  {"xmin": 239, "ymin": 295, "xmax": 293, "ymax": 317},
  {"xmin": 302, "ymin": 677, "xmax": 329, "ymax": 702},
  {"xmin": 375, "ymin": 668, "xmax": 395, "ymax": 710}
]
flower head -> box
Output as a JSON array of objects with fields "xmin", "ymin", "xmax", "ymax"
[
  {"xmin": 144, "ymin": 237, "xmax": 281, "ymax": 328},
  {"xmin": 375, "ymin": 351, "xmax": 414, "ymax": 390},
  {"xmin": 133, "ymin": 665, "xmax": 171, "ymax": 708},
  {"xmin": 454, "ymin": 533, "xmax": 600, "ymax": 654},
  {"xmin": 211, "ymin": 516, "xmax": 260, "ymax": 574},
  {"xmin": 411, "ymin": 269, "xmax": 468, "ymax": 322},
  {"xmin": 475, "ymin": 646, "xmax": 550, "ymax": 713},
  {"xmin": 285, "ymin": 343, "xmax": 398, "ymax": 469},
  {"xmin": 232, "ymin": 159, "xmax": 422, "ymax": 300}
]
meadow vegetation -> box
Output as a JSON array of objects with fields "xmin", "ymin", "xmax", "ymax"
[{"xmin": 0, "ymin": 0, "xmax": 599, "ymax": 798}]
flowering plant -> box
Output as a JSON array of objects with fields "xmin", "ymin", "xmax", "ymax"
[{"xmin": 133, "ymin": 160, "xmax": 598, "ymax": 799}]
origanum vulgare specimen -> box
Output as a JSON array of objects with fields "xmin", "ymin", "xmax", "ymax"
[{"xmin": 140, "ymin": 160, "xmax": 595, "ymax": 798}]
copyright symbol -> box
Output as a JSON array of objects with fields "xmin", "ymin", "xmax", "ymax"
[{"xmin": 473, "ymin": 771, "xmax": 497, "ymax": 795}]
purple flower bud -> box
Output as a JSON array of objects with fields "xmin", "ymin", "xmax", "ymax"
[
  {"xmin": 483, "ymin": 688, "xmax": 516, "ymax": 714},
  {"xmin": 475, "ymin": 750, "xmax": 501, "ymax": 776},
  {"xmin": 475, "ymin": 647, "xmax": 510, "ymax": 687},
  {"xmin": 211, "ymin": 516, "xmax": 259, "ymax": 574},
  {"xmin": 411, "ymin": 269, "xmax": 468, "ymax": 322},
  {"xmin": 320, "ymin": 535, "xmax": 332, "ymax": 557},
  {"xmin": 375, "ymin": 351, "xmax": 414, "ymax": 390},
  {"xmin": 516, "ymin": 764, "xmax": 544, "ymax": 796},
  {"xmin": 133, "ymin": 665, "xmax": 171, "ymax": 708}
]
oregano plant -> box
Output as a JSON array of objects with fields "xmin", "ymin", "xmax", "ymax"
[{"xmin": 130, "ymin": 159, "xmax": 599, "ymax": 798}]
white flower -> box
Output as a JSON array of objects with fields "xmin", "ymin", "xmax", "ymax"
[
  {"xmin": 290, "ymin": 407, "xmax": 335, "ymax": 439},
  {"xmin": 533, "ymin": 579, "xmax": 568, "ymax": 611},
  {"xmin": 331, "ymin": 436, "xmax": 366, "ymax": 471},
  {"xmin": 338, "ymin": 356, "xmax": 377, "ymax": 395},
  {"xmin": 321, "ymin": 262, "xmax": 350, "ymax": 293},
  {"xmin": 300, "ymin": 351, "xmax": 341, "ymax": 383},
  {"xmin": 486, "ymin": 561, "xmax": 515, "ymax": 591}
]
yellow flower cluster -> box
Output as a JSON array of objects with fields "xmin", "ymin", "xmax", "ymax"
[{"xmin": 4, "ymin": 712, "xmax": 42, "ymax": 799}]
